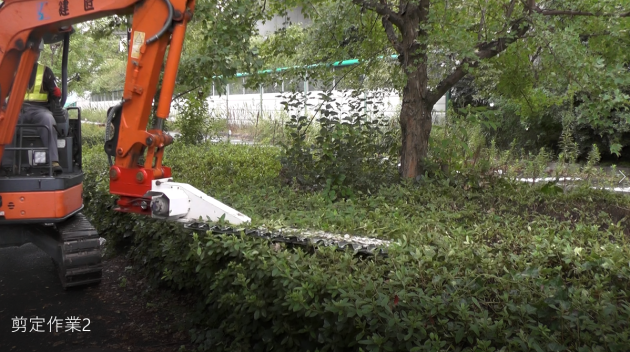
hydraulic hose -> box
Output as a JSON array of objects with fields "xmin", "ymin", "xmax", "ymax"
[
  {"xmin": 146, "ymin": 0, "xmax": 174, "ymax": 44},
  {"xmin": 60, "ymin": 32, "xmax": 69, "ymax": 107},
  {"xmin": 105, "ymin": 104, "xmax": 122, "ymax": 167}
]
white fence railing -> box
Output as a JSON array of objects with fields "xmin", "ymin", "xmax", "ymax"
[{"xmin": 76, "ymin": 90, "xmax": 447, "ymax": 125}]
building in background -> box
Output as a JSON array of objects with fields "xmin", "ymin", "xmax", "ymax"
[{"xmin": 256, "ymin": 7, "xmax": 311, "ymax": 36}]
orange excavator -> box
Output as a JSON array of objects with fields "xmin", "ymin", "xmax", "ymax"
[{"xmin": 0, "ymin": 0, "xmax": 251, "ymax": 288}]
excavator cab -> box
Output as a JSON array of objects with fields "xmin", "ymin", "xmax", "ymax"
[
  {"xmin": 0, "ymin": 28, "xmax": 82, "ymax": 177},
  {"xmin": 0, "ymin": 27, "xmax": 100, "ymax": 289}
]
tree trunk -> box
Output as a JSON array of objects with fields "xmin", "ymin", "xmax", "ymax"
[{"xmin": 399, "ymin": 60, "xmax": 434, "ymax": 179}]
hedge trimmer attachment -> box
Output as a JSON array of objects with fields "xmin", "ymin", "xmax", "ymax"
[
  {"xmin": 143, "ymin": 178, "xmax": 390, "ymax": 256},
  {"xmin": 184, "ymin": 223, "xmax": 391, "ymax": 257}
]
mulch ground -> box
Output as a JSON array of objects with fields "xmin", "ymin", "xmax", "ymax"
[{"xmin": 0, "ymin": 244, "xmax": 195, "ymax": 352}]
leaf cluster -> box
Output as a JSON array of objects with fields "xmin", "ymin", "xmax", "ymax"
[
  {"xmin": 172, "ymin": 89, "xmax": 225, "ymax": 145},
  {"xmin": 40, "ymin": 22, "xmax": 128, "ymax": 95},
  {"xmin": 278, "ymin": 89, "xmax": 400, "ymax": 200}
]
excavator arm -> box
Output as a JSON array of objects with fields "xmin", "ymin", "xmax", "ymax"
[
  {"xmin": 0, "ymin": 0, "xmax": 388, "ymax": 291},
  {"xmin": 0, "ymin": 0, "xmax": 250, "ymax": 225}
]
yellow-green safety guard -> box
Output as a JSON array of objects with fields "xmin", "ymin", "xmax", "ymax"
[{"xmin": 24, "ymin": 64, "xmax": 48, "ymax": 102}]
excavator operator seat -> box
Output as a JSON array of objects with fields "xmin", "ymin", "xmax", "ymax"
[
  {"xmin": 53, "ymin": 106, "xmax": 70, "ymax": 138},
  {"xmin": 0, "ymin": 106, "xmax": 80, "ymax": 176}
]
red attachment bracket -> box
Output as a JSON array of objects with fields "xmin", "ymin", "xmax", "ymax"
[{"xmin": 109, "ymin": 165, "xmax": 172, "ymax": 215}]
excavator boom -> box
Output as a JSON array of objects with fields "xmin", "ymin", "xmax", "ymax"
[{"xmin": 0, "ymin": 0, "xmax": 249, "ymax": 225}]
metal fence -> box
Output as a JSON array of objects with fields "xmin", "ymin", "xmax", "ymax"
[{"xmin": 90, "ymin": 90, "xmax": 124, "ymax": 102}]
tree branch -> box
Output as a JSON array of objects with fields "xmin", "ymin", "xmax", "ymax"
[
  {"xmin": 427, "ymin": 65, "xmax": 471, "ymax": 107},
  {"xmin": 427, "ymin": 17, "xmax": 531, "ymax": 106},
  {"xmin": 352, "ymin": 0, "xmax": 404, "ymax": 28},
  {"xmin": 535, "ymin": 8, "xmax": 630, "ymax": 17},
  {"xmin": 466, "ymin": 0, "xmax": 516, "ymax": 42},
  {"xmin": 173, "ymin": 85, "xmax": 202, "ymax": 101},
  {"xmin": 398, "ymin": 0, "xmax": 408, "ymax": 14},
  {"xmin": 501, "ymin": 0, "xmax": 517, "ymax": 32},
  {"xmin": 530, "ymin": 46, "xmax": 542, "ymax": 64},
  {"xmin": 381, "ymin": 17, "xmax": 404, "ymax": 54},
  {"xmin": 579, "ymin": 31, "xmax": 611, "ymax": 41},
  {"xmin": 478, "ymin": 3, "xmax": 486, "ymax": 41},
  {"xmin": 526, "ymin": 0, "xmax": 535, "ymax": 14},
  {"xmin": 530, "ymin": 46, "xmax": 542, "ymax": 81},
  {"xmin": 506, "ymin": 0, "xmax": 517, "ymax": 19},
  {"xmin": 419, "ymin": 0, "xmax": 430, "ymax": 20}
]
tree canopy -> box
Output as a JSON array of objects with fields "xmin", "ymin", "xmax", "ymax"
[
  {"xmin": 250, "ymin": 0, "xmax": 630, "ymax": 176},
  {"xmin": 44, "ymin": 0, "xmax": 630, "ymax": 171},
  {"xmin": 40, "ymin": 20, "xmax": 128, "ymax": 95}
]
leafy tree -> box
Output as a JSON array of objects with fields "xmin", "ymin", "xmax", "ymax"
[
  {"xmin": 258, "ymin": 0, "xmax": 630, "ymax": 178},
  {"xmin": 175, "ymin": 0, "xmax": 274, "ymax": 95},
  {"xmin": 40, "ymin": 20, "xmax": 128, "ymax": 95},
  {"xmin": 472, "ymin": 9, "xmax": 630, "ymax": 158}
]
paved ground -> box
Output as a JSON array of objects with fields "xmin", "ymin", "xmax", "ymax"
[{"xmin": 0, "ymin": 244, "xmax": 192, "ymax": 352}]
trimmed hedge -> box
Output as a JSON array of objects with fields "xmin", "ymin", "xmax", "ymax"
[{"xmin": 83, "ymin": 143, "xmax": 630, "ymax": 352}]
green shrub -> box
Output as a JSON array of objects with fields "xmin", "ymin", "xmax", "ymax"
[
  {"xmin": 279, "ymin": 90, "xmax": 399, "ymax": 200},
  {"xmin": 80, "ymin": 108, "xmax": 108, "ymax": 124},
  {"xmin": 172, "ymin": 90, "xmax": 226, "ymax": 145},
  {"xmin": 164, "ymin": 142, "xmax": 282, "ymax": 193},
  {"xmin": 429, "ymin": 116, "xmax": 494, "ymax": 177},
  {"xmin": 81, "ymin": 123, "xmax": 106, "ymax": 147},
  {"xmin": 82, "ymin": 143, "xmax": 630, "ymax": 352}
]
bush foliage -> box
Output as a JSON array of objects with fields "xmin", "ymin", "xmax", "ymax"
[
  {"xmin": 82, "ymin": 137, "xmax": 630, "ymax": 351},
  {"xmin": 81, "ymin": 122, "xmax": 106, "ymax": 148},
  {"xmin": 278, "ymin": 90, "xmax": 400, "ymax": 200},
  {"xmin": 451, "ymin": 79, "xmax": 630, "ymax": 161},
  {"xmin": 172, "ymin": 90, "xmax": 228, "ymax": 145}
]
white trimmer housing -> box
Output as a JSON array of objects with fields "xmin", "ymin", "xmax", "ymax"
[{"xmin": 144, "ymin": 178, "xmax": 251, "ymax": 225}]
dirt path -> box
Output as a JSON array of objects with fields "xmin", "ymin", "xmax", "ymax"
[{"xmin": 0, "ymin": 244, "xmax": 192, "ymax": 352}]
